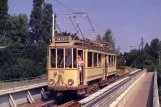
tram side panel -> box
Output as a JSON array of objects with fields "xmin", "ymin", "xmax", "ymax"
[{"xmin": 86, "ymin": 68, "xmax": 103, "ymax": 82}]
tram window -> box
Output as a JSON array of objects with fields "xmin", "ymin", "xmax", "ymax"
[
  {"xmin": 114, "ymin": 56, "xmax": 116, "ymax": 65},
  {"xmin": 111, "ymin": 55, "xmax": 113, "ymax": 66},
  {"xmin": 88, "ymin": 52, "xmax": 92, "ymax": 67},
  {"xmin": 64, "ymin": 48, "xmax": 72, "ymax": 68},
  {"xmin": 57, "ymin": 49, "xmax": 64, "ymax": 68},
  {"xmin": 51, "ymin": 49, "xmax": 56, "ymax": 68},
  {"xmin": 98, "ymin": 54, "xmax": 101, "ymax": 66},
  {"xmin": 94, "ymin": 53, "xmax": 97, "ymax": 67},
  {"xmin": 112, "ymin": 55, "xmax": 114, "ymax": 66},
  {"xmin": 111, "ymin": 56, "xmax": 113, "ymax": 66},
  {"xmin": 113, "ymin": 55, "xmax": 115, "ymax": 66},
  {"xmin": 109, "ymin": 55, "xmax": 111, "ymax": 66},
  {"xmin": 73, "ymin": 48, "xmax": 77, "ymax": 68}
]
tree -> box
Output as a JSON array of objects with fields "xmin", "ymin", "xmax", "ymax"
[
  {"xmin": 144, "ymin": 43, "xmax": 150, "ymax": 53},
  {"xmin": 150, "ymin": 38, "xmax": 160, "ymax": 61},
  {"xmin": 0, "ymin": 0, "xmax": 8, "ymax": 36},
  {"xmin": 117, "ymin": 53, "xmax": 125, "ymax": 66},
  {"xmin": 95, "ymin": 34, "xmax": 102, "ymax": 42},
  {"xmin": 29, "ymin": 0, "xmax": 44, "ymax": 43},
  {"xmin": 6, "ymin": 14, "xmax": 29, "ymax": 43},
  {"xmin": 42, "ymin": 3, "xmax": 53, "ymax": 44},
  {"xmin": 102, "ymin": 28, "xmax": 115, "ymax": 49}
]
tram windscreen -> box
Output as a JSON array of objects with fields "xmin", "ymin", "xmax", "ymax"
[
  {"xmin": 50, "ymin": 48, "xmax": 77, "ymax": 68},
  {"xmin": 51, "ymin": 49, "xmax": 56, "ymax": 68},
  {"xmin": 57, "ymin": 49, "xmax": 64, "ymax": 68}
]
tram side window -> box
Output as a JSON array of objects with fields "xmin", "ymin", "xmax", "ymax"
[
  {"xmin": 111, "ymin": 55, "xmax": 113, "ymax": 66},
  {"xmin": 58, "ymin": 49, "xmax": 64, "ymax": 68},
  {"xmin": 113, "ymin": 56, "xmax": 114, "ymax": 66},
  {"xmin": 109, "ymin": 55, "xmax": 111, "ymax": 66},
  {"xmin": 73, "ymin": 48, "xmax": 77, "ymax": 68},
  {"xmin": 94, "ymin": 53, "xmax": 97, "ymax": 67},
  {"xmin": 98, "ymin": 54, "xmax": 101, "ymax": 67},
  {"xmin": 113, "ymin": 56, "xmax": 115, "ymax": 66},
  {"xmin": 88, "ymin": 52, "xmax": 92, "ymax": 67},
  {"xmin": 51, "ymin": 49, "xmax": 56, "ymax": 68}
]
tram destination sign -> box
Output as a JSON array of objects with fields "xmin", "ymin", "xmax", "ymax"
[{"xmin": 54, "ymin": 36, "xmax": 71, "ymax": 42}]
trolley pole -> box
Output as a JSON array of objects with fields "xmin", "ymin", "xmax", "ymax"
[{"xmin": 52, "ymin": 14, "xmax": 55, "ymax": 43}]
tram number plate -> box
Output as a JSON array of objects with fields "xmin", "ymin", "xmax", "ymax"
[{"xmin": 55, "ymin": 37, "xmax": 69, "ymax": 41}]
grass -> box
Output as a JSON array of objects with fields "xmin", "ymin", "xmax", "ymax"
[{"xmin": 116, "ymin": 68, "xmax": 125, "ymax": 74}]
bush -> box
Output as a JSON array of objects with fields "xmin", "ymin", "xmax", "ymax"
[
  {"xmin": 117, "ymin": 66, "xmax": 125, "ymax": 69},
  {"xmin": 0, "ymin": 43, "xmax": 47, "ymax": 80},
  {"xmin": 147, "ymin": 65, "xmax": 156, "ymax": 72}
]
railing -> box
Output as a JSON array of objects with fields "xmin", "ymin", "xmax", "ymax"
[
  {"xmin": 0, "ymin": 75, "xmax": 47, "ymax": 94},
  {"xmin": 79, "ymin": 69, "xmax": 146, "ymax": 107},
  {"xmin": 153, "ymin": 71, "xmax": 160, "ymax": 107}
]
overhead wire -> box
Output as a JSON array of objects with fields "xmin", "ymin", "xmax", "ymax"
[
  {"xmin": 53, "ymin": 0, "xmax": 75, "ymax": 12},
  {"xmin": 53, "ymin": 0, "xmax": 106, "ymax": 33}
]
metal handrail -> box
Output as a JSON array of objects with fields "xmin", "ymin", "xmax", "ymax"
[
  {"xmin": 153, "ymin": 71, "xmax": 160, "ymax": 107},
  {"xmin": 80, "ymin": 69, "xmax": 145, "ymax": 107}
]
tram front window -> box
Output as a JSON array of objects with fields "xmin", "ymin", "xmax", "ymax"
[
  {"xmin": 59, "ymin": 48, "xmax": 72, "ymax": 68},
  {"xmin": 51, "ymin": 49, "xmax": 56, "ymax": 68},
  {"xmin": 57, "ymin": 49, "xmax": 64, "ymax": 68}
]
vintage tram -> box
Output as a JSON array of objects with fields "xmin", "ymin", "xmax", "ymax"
[{"xmin": 47, "ymin": 36, "xmax": 116, "ymax": 97}]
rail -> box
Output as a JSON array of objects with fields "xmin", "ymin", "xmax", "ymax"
[
  {"xmin": 79, "ymin": 69, "xmax": 146, "ymax": 107},
  {"xmin": 152, "ymin": 71, "xmax": 160, "ymax": 107},
  {"xmin": 0, "ymin": 75, "xmax": 47, "ymax": 94}
]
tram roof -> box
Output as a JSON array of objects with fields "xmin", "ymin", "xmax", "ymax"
[{"xmin": 49, "ymin": 36, "xmax": 116, "ymax": 54}]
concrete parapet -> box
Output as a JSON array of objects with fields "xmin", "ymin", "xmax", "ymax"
[
  {"xmin": 0, "ymin": 86, "xmax": 47, "ymax": 107},
  {"xmin": 109, "ymin": 72, "xmax": 147, "ymax": 107}
]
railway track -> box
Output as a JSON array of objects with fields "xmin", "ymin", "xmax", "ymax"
[{"xmin": 58, "ymin": 100, "xmax": 80, "ymax": 107}]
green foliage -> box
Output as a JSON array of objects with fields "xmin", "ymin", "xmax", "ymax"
[
  {"xmin": 150, "ymin": 38, "xmax": 160, "ymax": 60},
  {"xmin": 6, "ymin": 14, "xmax": 29, "ymax": 43},
  {"xmin": 29, "ymin": 0, "xmax": 44, "ymax": 43},
  {"xmin": 42, "ymin": 3, "xmax": 53, "ymax": 44},
  {"xmin": 123, "ymin": 38, "xmax": 161, "ymax": 69},
  {"xmin": 147, "ymin": 65, "xmax": 155, "ymax": 72},
  {"xmin": 0, "ymin": 36, "xmax": 11, "ymax": 46},
  {"xmin": 102, "ymin": 28, "xmax": 115, "ymax": 49},
  {"xmin": 95, "ymin": 29, "xmax": 120, "ymax": 55},
  {"xmin": 117, "ymin": 53, "xmax": 125, "ymax": 66},
  {"xmin": 0, "ymin": 0, "xmax": 8, "ymax": 36},
  {"xmin": 95, "ymin": 34, "xmax": 102, "ymax": 42},
  {"xmin": 0, "ymin": 44, "xmax": 47, "ymax": 80}
]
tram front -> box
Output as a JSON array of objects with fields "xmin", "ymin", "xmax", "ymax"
[{"xmin": 47, "ymin": 37, "xmax": 85, "ymax": 94}]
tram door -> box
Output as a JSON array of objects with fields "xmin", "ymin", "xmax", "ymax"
[{"xmin": 77, "ymin": 50, "xmax": 84, "ymax": 85}]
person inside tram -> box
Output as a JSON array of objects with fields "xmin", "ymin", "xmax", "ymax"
[{"xmin": 60, "ymin": 49, "xmax": 72, "ymax": 68}]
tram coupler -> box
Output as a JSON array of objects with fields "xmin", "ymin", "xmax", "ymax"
[{"xmin": 56, "ymin": 92, "xmax": 64, "ymax": 97}]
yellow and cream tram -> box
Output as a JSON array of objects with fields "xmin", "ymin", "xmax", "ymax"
[{"xmin": 47, "ymin": 36, "xmax": 116, "ymax": 96}]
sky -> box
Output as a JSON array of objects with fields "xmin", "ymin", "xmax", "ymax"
[{"xmin": 8, "ymin": 0, "xmax": 161, "ymax": 52}]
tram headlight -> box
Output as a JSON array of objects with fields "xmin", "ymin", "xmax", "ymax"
[
  {"xmin": 68, "ymin": 79, "xmax": 74, "ymax": 86},
  {"xmin": 49, "ymin": 79, "xmax": 55, "ymax": 85}
]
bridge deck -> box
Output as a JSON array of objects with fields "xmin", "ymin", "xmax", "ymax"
[{"xmin": 124, "ymin": 72, "xmax": 154, "ymax": 107}]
